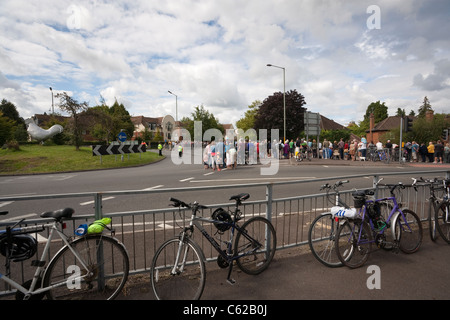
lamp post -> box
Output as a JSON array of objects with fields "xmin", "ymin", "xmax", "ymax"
[
  {"xmin": 267, "ymin": 64, "xmax": 286, "ymax": 142},
  {"xmin": 168, "ymin": 90, "xmax": 178, "ymax": 122},
  {"xmin": 49, "ymin": 87, "xmax": 54, "ymax": 114}
]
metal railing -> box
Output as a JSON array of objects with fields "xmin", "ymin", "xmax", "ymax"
[{"xmin": 1, "ymin": 169, "xmax": 449, "ymax": 296}]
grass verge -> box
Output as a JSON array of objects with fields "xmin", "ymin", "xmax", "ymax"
[{"xmin": 0, "ymin": 145, "xmax": 163, "ymax": 175}]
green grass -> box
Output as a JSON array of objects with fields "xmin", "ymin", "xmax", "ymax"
[{"xmin": 0, "ymin": 145, "xmax": 164, "ymax": 175}]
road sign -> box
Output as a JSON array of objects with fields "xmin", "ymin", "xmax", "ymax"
[
  {"xmin": 304, "ymin": 112, "xmax": 321, "ymax": 136},
  {"xmin": 118, "ymin": 131, "xmax": 127, "ymax": 142},
  {"xmin": 92, "ymin": 143, "xmax": 146, "ymax": 156}
]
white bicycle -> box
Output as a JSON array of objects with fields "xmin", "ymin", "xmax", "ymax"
[{"xmin": 0, "ymin": 208, "xmax": 129, "ymax": 300}]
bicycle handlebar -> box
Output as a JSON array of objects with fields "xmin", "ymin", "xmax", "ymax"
[
  {"xmin": 320, "ymin": 180, "xmax": 349, "ymax": 191},
  {"xmin": 169, "ymin": 198, "xmax": 208, "ymax": 210}
]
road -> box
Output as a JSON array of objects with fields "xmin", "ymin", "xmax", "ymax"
[{"xmin": 1, "ymin": 150, "xmax": 449, "ymax": 221}]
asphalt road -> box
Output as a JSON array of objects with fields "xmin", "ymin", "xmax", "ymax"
[{"xmin": 1, "ymin": 150, "xmax": 449, "ymax": 222}]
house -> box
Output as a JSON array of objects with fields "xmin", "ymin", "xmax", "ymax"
[
  {"xmin": 366, "ymin": 114, "xmax": 416, "ymax": 143},
  {"xmin": 131, "ymin": 115, "xmax": 179, "ymax": 142}
]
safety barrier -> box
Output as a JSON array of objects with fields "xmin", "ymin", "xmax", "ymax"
[{"xmin": 1, "ymin": 169, "xmax": 449, "ymax": 296}]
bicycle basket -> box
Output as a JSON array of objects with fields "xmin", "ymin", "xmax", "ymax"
[
  {"xmin": 211, "ymin": 208, "xmax": 232, "ymax": 232},
  {"xmin": 352, "ymin": 191, "xmax": 366, "ymax": 208},
  {"xmin": 0, "ymin": 234, "xmax": 37, "ymax": 262}
]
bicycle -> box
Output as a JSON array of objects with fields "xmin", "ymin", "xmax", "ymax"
[
  {"xmin": 0, "ymin": 208, "xmax": 129, "ymax": 300},
  {"xmin": 435, "ymin": 178, "xmax": 450, "ymax": 244},
  {"xmin": 415, "ymin": 177, "xmax": 443, "ymax": 242},
  {"xmin": 308, "ymin": 180, "xmax": 392, "ymax": 268},
  {"xmin": 150, "ymin": 193, "xmax": 276, "ymax": 300},
  {"xmin": 335, "ymin": 180, "xmax": 423, "ymax": 268}
]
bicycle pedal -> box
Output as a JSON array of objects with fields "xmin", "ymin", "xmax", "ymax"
[{"xmin": 227, "ymin": 278, "xmax": 236, "ymax": 285}]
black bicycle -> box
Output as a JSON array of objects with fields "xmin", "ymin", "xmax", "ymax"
[
  {"xmin": 150, "ymin": 193, "xmax": 277, "ymax": 300},
  {"xmin": 435, "ymin": 178, "xmax": 450, "ymax": 244}
]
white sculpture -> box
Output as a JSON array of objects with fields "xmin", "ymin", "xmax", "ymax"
[{"xmin": 26, "ymin": 119, "xmax": 64, "ymax": 141}]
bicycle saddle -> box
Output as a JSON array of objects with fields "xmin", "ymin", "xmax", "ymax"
[
  {"xmin": 40, "ymin": 208, "xmax": 74, "ymax": 220},
  {"xmin": 229, "ymin": 193, "xmax": 250, "ymax": 202}
]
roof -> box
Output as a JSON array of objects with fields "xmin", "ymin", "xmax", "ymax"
[
  {"xmin": 368, "ymin": 115, "xmax": 415, "ymax": 132},
  {"xmin": 320, "ymin": 115, "xmax": 347, "ymax": 131}
]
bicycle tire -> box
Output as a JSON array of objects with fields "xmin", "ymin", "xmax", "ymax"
[
  {"xmin": 43, "ymin": 234, "xmax": 129, "ymax": 300},
  {"xmin": 435, "ymin": 201, "xmax": 450, "ymax": 244},
  {"xmin": 336, "ymin": 219, "xmax": 372, "ymax": 269},
  {"xmin": 308, "ymin": 213, "xmax": 343, "ymax": 268},
  {"xmin": 428, "ymin": 200, "xmax": 438, "ymax": 242},
  {"xmin": 395, "ymin": 209, "xmax": 423, "ymax": 253},
  {"xmin": 234, "ymin": 216, "xmax": 276, "ymax": 275},
  {"xmin": 151, "ymin": 238, "xmax": 206, "ymax": 300}
]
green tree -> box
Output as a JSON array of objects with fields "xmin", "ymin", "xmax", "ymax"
[
  {"xmin": 0, "ymin": 99, "xmax": 27, "ymax": 143},
  {"xmin": 180, "ymin": 105, "xmax": 224, "ymax": 139},
  {"xmin": 55, "ymin": 92, "xmax": 88, "ymax": 150},
  {"xmin": 110, "ymin": 99, "xmax": 134, "ymax": 139},
  {"xmin": 0, "ymin": 111, "xmax": 16, "ymax": 145},
  {"xmin": 236, "ymin": 100, "xmax": 261, "ymax": 131},
  {"xmin": 417, "ymin": 96, "xmax": 433, "ymax": 118},
  {"xmin": 360, "ymin": 101, "xmax": 388, "ymax": 130}
]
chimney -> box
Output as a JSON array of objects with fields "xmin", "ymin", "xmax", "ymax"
[{"xmin": 426, "ymin": 110, "xmax": 434, "ymax": 122}]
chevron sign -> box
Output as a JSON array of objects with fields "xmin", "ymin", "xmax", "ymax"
[{"xmin": 92, "ymin": 143, "xmax": 146, "ymax": 156}]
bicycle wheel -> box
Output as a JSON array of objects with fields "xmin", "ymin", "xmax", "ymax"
[
  {"xmin": 151, "ymin": 238, "xmax": 205, "ymax": 300},
  {"xmin": 336, "ymin": 219, "xmax": 372, "ymax": 269},
  {"xmin": 428, "ymin": 201, "xmax": 438, "ymax": 242},
  {"xmin": 308, "ymin": 213, "xmax": 342, "ymax": 268},
  {"xmin": 234, "ymin": 216, "xmax": 276, "ymax": 275},
  {"xmin": 435, "ymin": 201, "xmax": 450, "ymax": 244},
  {"xmin": 395, "ymin": 209, "xmax": 423, "ymax": 253},
  {"xmin": 43, "ymin": 234, "xmax": 129, "ymax": 300}
]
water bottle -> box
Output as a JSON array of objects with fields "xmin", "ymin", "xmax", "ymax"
[{"xmin": 75, "ymin": 224, "xmax": 88, "ymax": 236}]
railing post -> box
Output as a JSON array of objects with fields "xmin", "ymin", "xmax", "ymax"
[
  {"xmin": 373, "ymin": 174, "xmax": 379, "ymax": 199},
  {"xmin": 94, "ymin": 193, "xmax": 103, "ymax": 220},
  {"xmin": 93, "ymin": 193, "xmax": 105, "ymax": 290},
  {"xmin": 266, "ymin": 183, "xmax": 273, "ymax": 222}
]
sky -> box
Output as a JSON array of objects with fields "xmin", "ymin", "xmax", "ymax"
[{"xmin": 1, "ymin": 0, "xmax": 449, "ymax": 128}]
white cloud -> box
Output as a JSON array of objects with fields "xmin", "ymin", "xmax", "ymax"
[{"xmin": 0, "ymin": 0, "xmax": 449, "ymax": 128}]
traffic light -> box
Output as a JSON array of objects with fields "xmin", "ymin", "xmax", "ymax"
[
  {"xmin": 404, "ymin": 116, "xmax": 413, "ymax": 132},
  {"xmin": 443, "ymin": 128, "xmax": 449, "ymax": 141}
]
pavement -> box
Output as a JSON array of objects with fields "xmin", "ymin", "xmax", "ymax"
[{"xmin": 119, "ymin": 234, "xmax": 450, "ymax": 307}]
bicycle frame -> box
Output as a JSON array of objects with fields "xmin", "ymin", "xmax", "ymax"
[
  {"xmin": 351, "ymin": 195, "xmax": 411, "ymax": 247},
  {"xmin": 0, "ymin": 221, "xmax": 93, "ymax": 299}
]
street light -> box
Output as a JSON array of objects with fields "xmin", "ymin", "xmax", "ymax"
[
  {"xmin": 49, "ymin": 87, "xmax": 54, "ymax": 114},
  {"xmin": 168, "ymin": 90, "xmax": 178, "ymax": 122},
  {"xmin": 267, "ymin": 64, "xmax": 286, "ymax": 142}
]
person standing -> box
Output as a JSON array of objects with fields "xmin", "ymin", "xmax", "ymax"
[
  {"xmin": 427, "ymin": 141, "xmax": 435, "ymax": 162},
  {"xmin": 158, "ymin": 142, "xmax": 163, "ymax": 156},
  {"xmin": 434, "ymin": 140, "xmax": 444, "ymax": 164},
  {"xmin": 323, "ymin": 139, "xmax": 330, "ymax": 159}
]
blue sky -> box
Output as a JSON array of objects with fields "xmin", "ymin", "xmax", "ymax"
[{"xmin": 1, "ymin": 0, "xmax": 449, "ymax": 127}]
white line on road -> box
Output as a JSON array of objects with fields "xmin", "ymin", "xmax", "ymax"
[
  {"xmin": 143, "ymin": 185, "xmax": 164, "ymax": 190},
  {"xmin": 179, "ymin": 177, "xmax": 194, "ymax": 182},
  {"xmin": 0, "ymin": 201, "xmax": 14, "ymax": 208},
  {"xmin": 0, "ymin": 213, "xmax": 37, "ymax": 222},
  {"xmin": 80, "ymin": 196, "xmax": 115, "ymax": 206}
]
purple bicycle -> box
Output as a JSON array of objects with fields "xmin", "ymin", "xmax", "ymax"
[{"xmin": 335, "ymin": 180, "xmax": 423, "ymax": 269}]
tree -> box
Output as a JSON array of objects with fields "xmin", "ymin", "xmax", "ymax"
[
  {"xmin": 418, "ymin": 96, "xmax": 433, "ymax": 118},
  {"xmin": 360, "ymin": 101, "xmax": 388, "ymax": 130},
  {"xmin": 254, "ymin": 89, "xmax": 306, "ymax": 140},
  {"xmin": 55, "ymin": 92, "xmax": 88, "ymax": 150},
  {"xmin": 236, "ymin": 100, "xmax": 261, "ymax": 131},
  {"xmin": 0, "ymin": 111, "xmax": 16, "ymax": 145},
  {"xmin": 0, "ymin": 99, "xmax": 27, "ymax": 143},
  {"xmin": 180, "ymin": 105, "xmax": 224, "ymax": 139}
]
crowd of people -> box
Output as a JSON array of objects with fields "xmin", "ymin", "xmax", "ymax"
[{"xmin": 165, "ymin": 136, "xmax": 450, "ymax": 170}]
